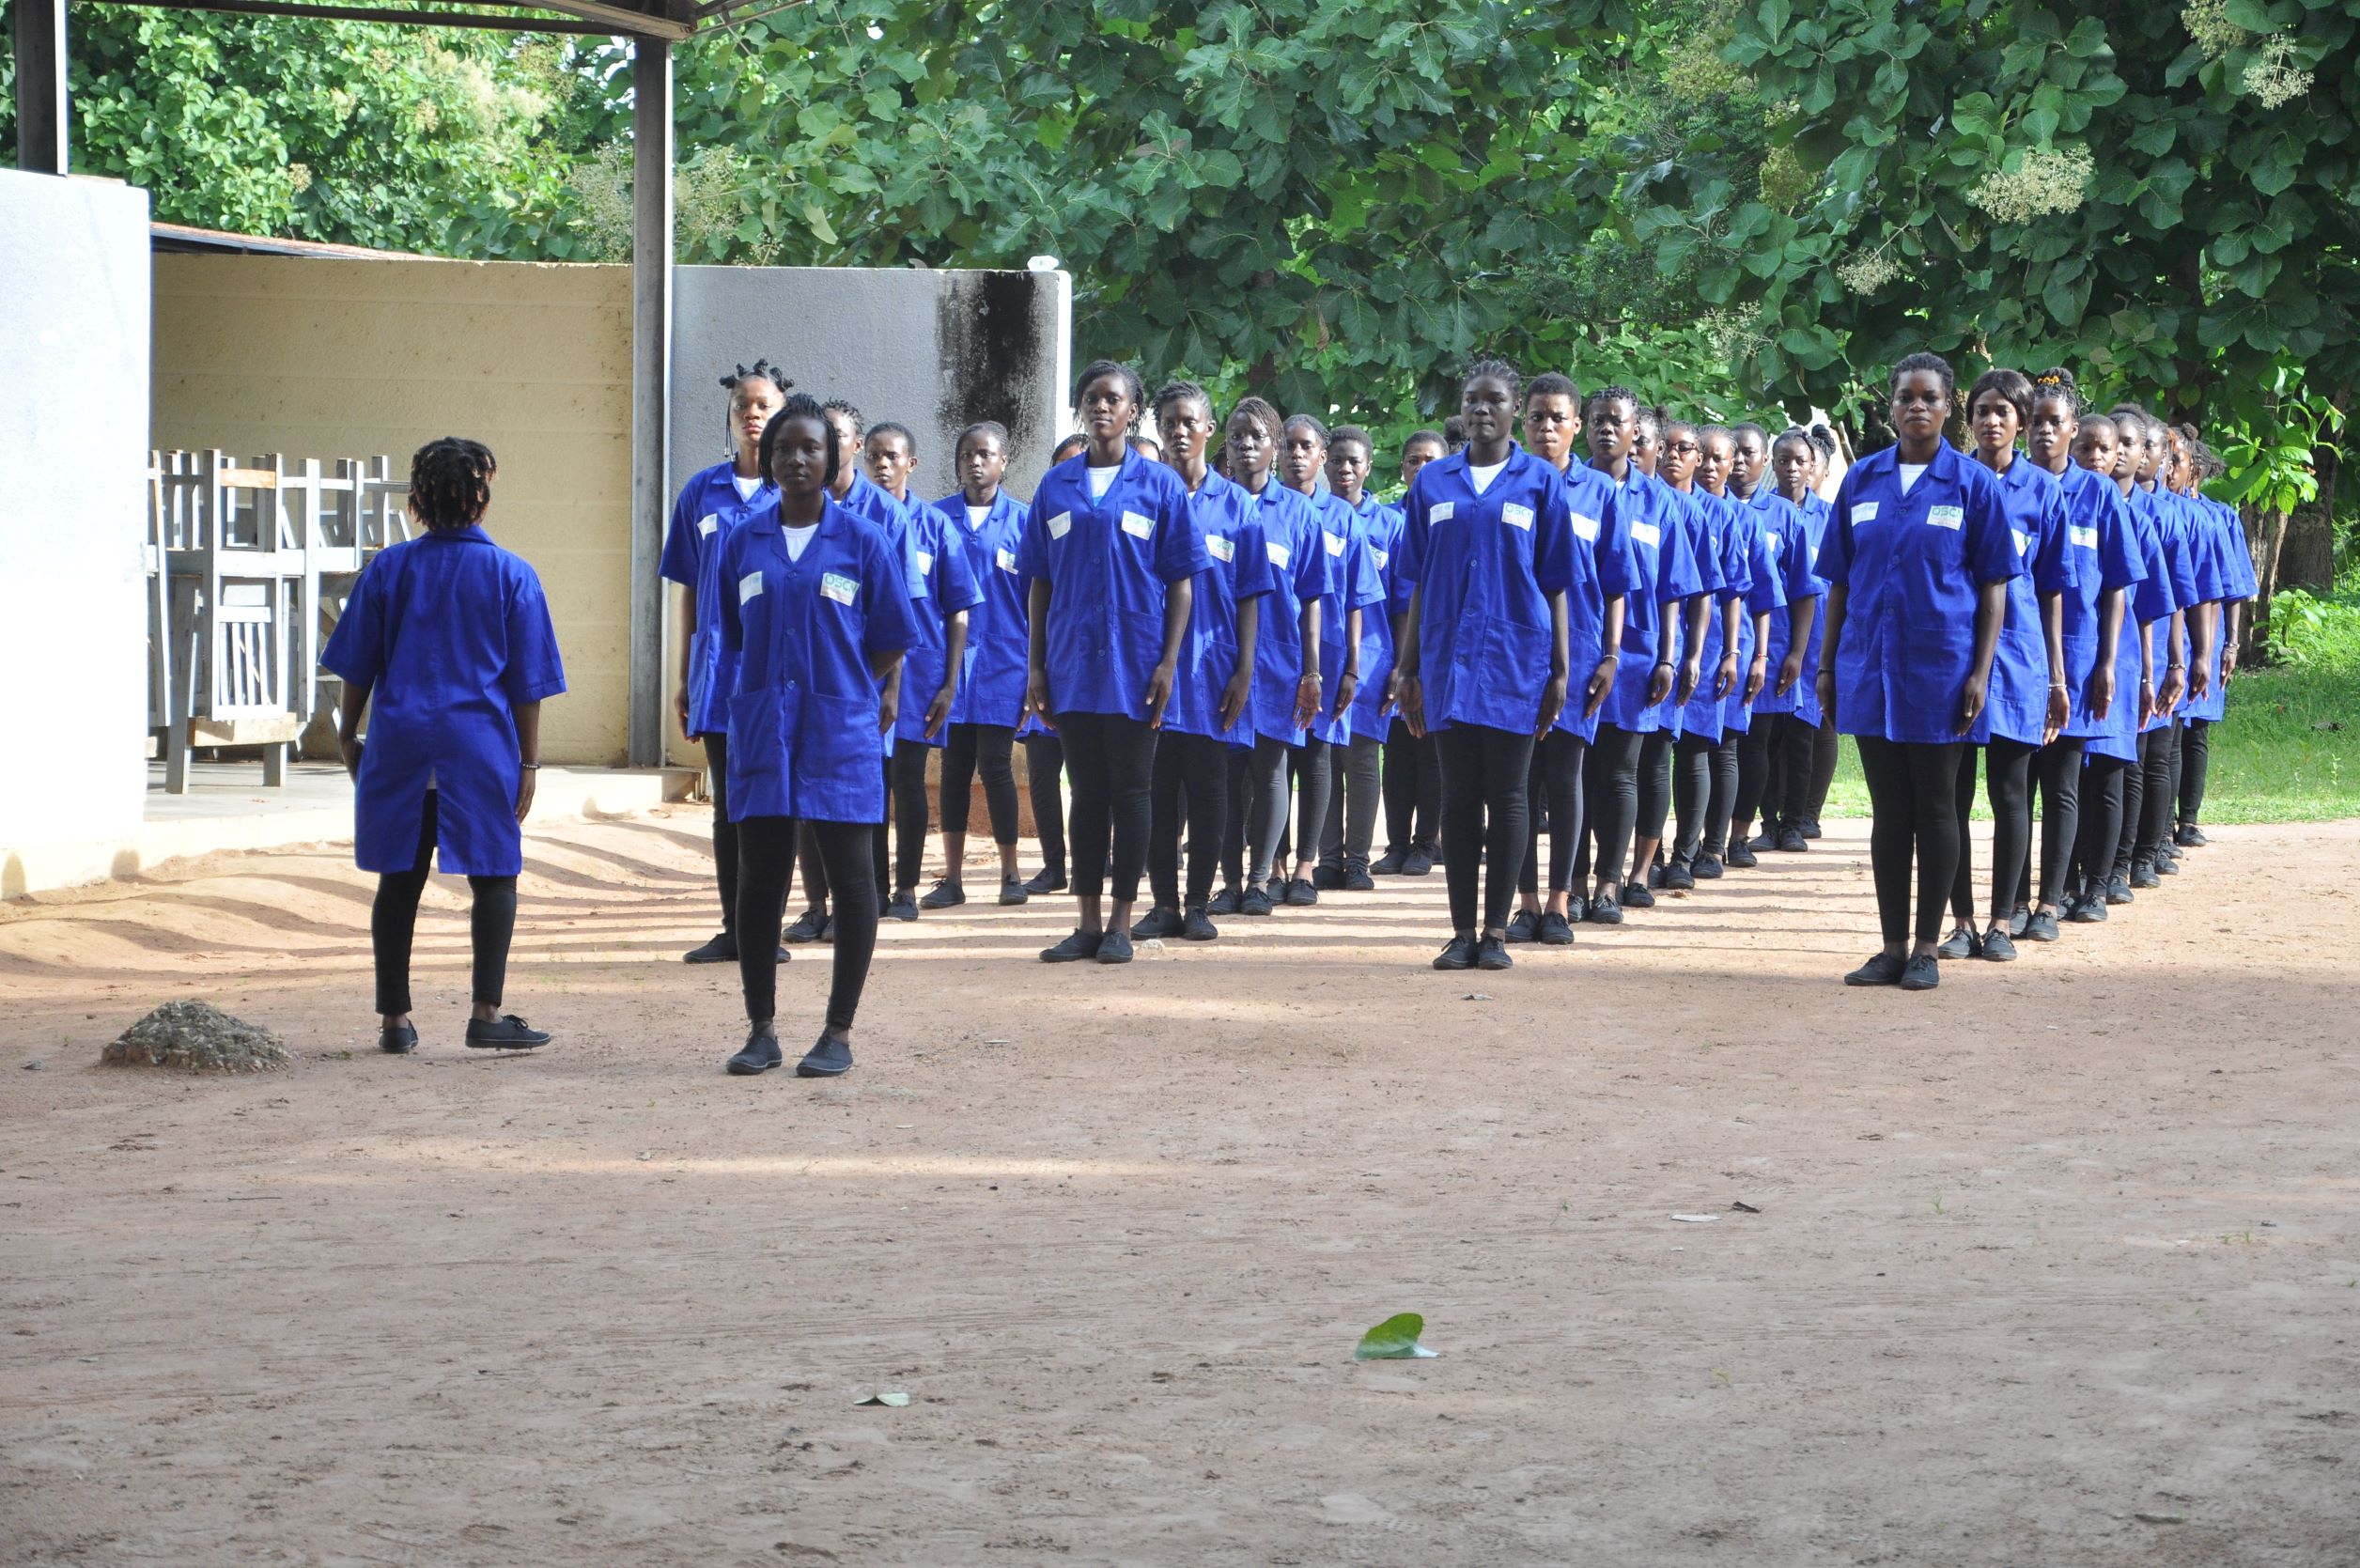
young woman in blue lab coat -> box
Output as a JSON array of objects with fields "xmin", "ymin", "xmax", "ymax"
[
  {"xmin": 924, "ymin": 422, "xmax": 1034, "ymax": 909},
  {"xmin": 2170, "ymin": 425, "xmax": 2255, "ymax": 846},
  {"xmin": 2110, "ymin": 407, "xmax": 2202, "ymax": 896},
  {"xmin": 1214, "ymin": 396, "xmax": 1326, "ymax": 920},
  {"xmin": 2016, "ymin": 372, "xmax": 2138, "ymax": 939},
  {"xmin": 1315, "ymin": 426, "xmax": 1405, "ymax": 893},
  {"xmin": 2161, "ymin": 427, "xmax": 2231, "ymax": 856},
  {"xmin": 1130, "ymin": 380, "xmax": 1269, "ymax": 943},
  {"xmin": 1392, "ymin": 359, "xmax": 1581, "ymax": 972},
  {"xmin": 661, "ymin": 360, "xmax": 788, "ymax": 966},
  {"xmin": 862, "ymin": 422, "xmax": 983, "ymax": 924},
  {"xmin": 1506, "ymin": 373, "xmax": 1637, "ymax": 946},
  {"xmin": 1019, "ymin": 361, "xmax": 1207, "ymax": 965},
  {"xmin": 1670, "ymin": 426, "xmax": 1773, "ymax": 889},
  {"xmin": 1279, "ymin": 412, "xmax": 1385, "ymax": 906},
  {"xmin": 1578, "ymin": 388, "xmax": 1704, "ymax": 925},
  {"xmin": 1816, "ymin": 353, "xmax": 2021, "ymax": 992},
  {"xmin": 717, "ymin": 395, "xmax": 919, "ymax": 1078},
  {"xmin": 1723, "ymin": 425, "xmax": 1822, "ymax": 867},
  {"xmin": 1374, "ymin": 431, "xmax": 1449, "ymax": 875},
  {"xmin": 323, "ymin": 438, "xmax": 567, "ymax": 1055},
  {"xmin": 1014, "ymin": 431, "xmax": 1095, "ymax": 898},
  {"xmin": 1936, "ymin": 369, "xmax": 2074, "ymax": 963},
  {"xmin": 1798, "ymin": 425, "xmax": 1847, "ymax": 840}
]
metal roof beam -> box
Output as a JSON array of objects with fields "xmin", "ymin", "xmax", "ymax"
[{"xmin": 70, "ymin": 0, "xmax": 694, "ymax": 37}]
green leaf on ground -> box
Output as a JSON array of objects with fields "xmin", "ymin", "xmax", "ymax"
[{"xmin": 1354, "ymin": 1312, "xmax": 1438, "ymax": 1359}]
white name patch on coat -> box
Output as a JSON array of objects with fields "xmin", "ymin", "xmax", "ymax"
[
  {"xmin": 820, "ymin": 572, "xmax": 859, "ymax": 605},
  {"xmin": 1853, "ymin": 502, "xmax": 1879, "ymax": 523},
  {"xmin": 2069, "ymin": 525, "xmax": 2098, "ymax": 550},
  {"xmin": 738, "ymin": 571, "xmax": 764, "ymax": 605},
  {"xmin": 1928, "ymin": 505, "xmax": 1964, "ymax": 531},
  {"xmin": 1267, "ymin": 542, "xmax": 1292, "ymax": 568},
  {"xmin": 1324, "ymin": 531, "xmax": 1346, "ymax": 556},
  {"xmin": 1572, "ymin": 512, "xmax": 1601, "ymax": 541},
  {"xmin": 997, "ymin": 547, "xmax": 1019, "ymax": 573},
  {"xmin": 1207, "ymin": 534, "xmax": 1235, "ymax": 564},
  {"xmin": 2010, "ymin": 530, "xmax": 2028, "ymax": 559},
  {"xmin": 699, "ymin": 514, "xmax": 719, "ymax": 538},
  {"xmin": 1630, "ymin": 520, "xmax": 1661, "ymax": 548},
  {"xmin": 1122, "ymin": 510, "xmax": 1155, "ymax": 539},
  {"xmin": 1372, "ymin": 547, "xmax": 1390, "ymax": 568},
  {"xmin": 1431, "ymin": 502, "xmax": 1455, "ymax": 523},
  {"xmin": 915, "ymin": 550, "xmax": 935, "ymax": 575},
  {"xmin": 1502, "ymin": 504, "xmax": 1534, "ymax": 531},
  {"xmin": 1048, "ymin": 511, "xmax": 1072, "ymax": 539}
]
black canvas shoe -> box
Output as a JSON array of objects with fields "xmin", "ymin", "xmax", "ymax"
[
  {"xmin": 1343, "ymin": 858, "xmax": 1376, "ymax": 892},
  {"xmin": 998, "ymin": 877, "xmax": 1029, "ymax": 907},
  {"xmin": 784, "ymin": 908, "xmax": 831, "ymax": 943},
  {"xmin": 1095, "ymin": 928, "xmax": 1135, "ymax": 964},
  {"xmin": 380, "ymin": 1022, "xmax": 419, "ymax": 1054},
  {"xmin": 1693, "ymin": 851, "xmax": 1725, "ymax": 880},
  {"xmin": 795, "ymin": 1032, "xmax": 852, "ymax": 1078},
  {"xmin": 1585, "ymin": 893, "xmax": 1622, "ymax": 925},
  {"xmin": 1181, "ymin": 905, "xmax": 1219, "ymax": 942},
  {"xmin": 1844, "ymin": 951, "xmax": 1905, "ymax": 986},
  {"xmin": 2008, "ymin": 906, "xmax": 2030, "ymax": 938},
  {"xmin": 1799, "ymin": 817, "xmax": 1823, "ymax": 840},
  {"xmin": 1536, "ymin": 911, "xmax": 1576, "ymax": 946},
  {"xmin": 2106, "ymin": 874, "xmax": 2135, "ymax": 905},
  {"xmin": 465, "ymin": 1015, "xmax": 550, "ymax": 1049},
  {"xmin": 2174, "ymin": 823, "xmax": 2208, "ymax": 847},
  {"xmin": 2021, "ymin": 909, "xmax": 2062, "ymax": 942},
  {"xmin": 1371, "ymin": 847, "xmax": 1407, "ymax": 875},
  {"xmin": 919, "ymin": 878, "xmax": 967, "ymax": 910},
  {"xmin": 683, "ymin": 930, "xmax": 738, "ymax": 964},
  {"xmin": 1980, "ymin": 929, "xmax": 2019, "ymax": 962},
  {"xmin": 1662, "ymin": 860, "xmax": 1697, "ymax": 892},
  {"xmin": 1936, "ymin": 924, "xmax": 1981, "ymax": 960},
  {"xmin": 884, "ymin": 891, "xmax": 920, "ymax": 922},
  {"xmin": 1240, "ymin": 884, "xmax": 1275, "ymax": 917},
  {"xmin": 1432, "ymin": 934, "xmax": 1477, "ymax": 970},
  {"xmin": 1621, "ymin": 880, "xmax": 1655, "ymax": 909},
  {"xmin": 1023, "ymin": 867, "xmax": 1068, "ymax": 894},
  {"xmin": 725, "ymin": 1031, "xmax": 783, "ymax": 1076},
  {"xmin": 1402, "ymin": 846, "xmax": 1436, "ymax": 877},
  {"xmin": 1475, "ymin": 934, "xmax": 1513, "ymax": 970},
  {"xmin": 2129, "ymin": 860, "xmax": 2161, "ymax": 891},
  {"xmin": 1778, "ymin": 825, "xmax": 1809, "ymax": 852},
  {"xmin": 2154, "ymin": 851, "xmax": 2181, "ymax": 876},
  {"xmin": 1130, "ymin": 906, "xmax": 1184, "ymax": 939},
  {"xmin": 2067, "ymin": 892, "xmax": 2109, "ymax": 924},
  {"xmin": 1899, "ymin": 954, "xmax": 1941, "ymax": 990},
  {"xmin": 1283, "ymin": 877, "xmax": 1319, "ymax": 907},
  {"xmin": 1039, "ymin": 928, "xmax": 1104, "ymax": 963},
  {"xmin": 1724, "ymin": 842, "xmax": 1759, "ymax": 869},
  {"xmin": 1505, "ymin": 909, "xmax": 1540, "ymax": 943},
  {"xmin": 1207, "ymin": 885, "xmax": 1242, "ymax": 915},
  {"xmin": 1747, "ymin": 822, "xmax": 1780, "ymax": 852},
  {"xmin": 1312, "ymin": 863, "xmax": 1344, "ymax": 890}
]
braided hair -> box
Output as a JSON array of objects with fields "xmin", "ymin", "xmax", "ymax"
[
  {"xmin": 721, "ymin": 359, "xmax": 792, "ymax": 394},
  {"xmin": 1462, "ymin": 356, "xmax": 1523, "ymax": 409},
  {"xmin": 2029, "ymin": 366, "xmax": 2085, "ymax": 415},
  {"xmin": 1585, "ymin": 384, "xmax": 1640, "ymax": 425},
  {"xmin": 409, "ymin": 437, "xmax": 496, "ymax": 532}
]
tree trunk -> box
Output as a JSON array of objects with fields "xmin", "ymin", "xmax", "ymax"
[
  {"xmin": 2246, "ymin": 505, "xmax": 2286, "ymax": 662},
  {"xmin": 2278, "ymin": 435, "xmax": 2340, "ymax": 592}
]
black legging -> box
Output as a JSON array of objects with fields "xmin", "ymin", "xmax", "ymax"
[
  {"xmin": 738, "ymin": 815, "xmax": 876, "ymax": 1033},
  {"xmin": 1382, "ymin": 719, "xmax": 1441, "ymax": 854},
  {"xmin": 1247, "ymin": 735, "xmax": 1330, "ymax": 882},
  {"xmin": 1855, "ymin": 735, "xmax": 1966, "ymax": 947},
  {"xmin": 1436, "ymin": 722, "xmax": 1535, "ymax": 934},
  {"xmin": 1806, "ymin": 714, "xmax": 1840, "ymax": 824},
  {"xmin": 2178, "ymin": 716, "xmax": 2211, "ymax": 828},
  {"xmin": 1148, "ymin": 728, "xmax": 1228, "ymax": 910},
  {"xmin": 798, "ymin": 756, "xmax": 893, "ymax": 909},
  {"xmin": 1669, "ymin": 732, "xmax": 1714, "ymax": 864},
  {"xmin": 1023, "ymin": 733, "xmax": 1067, "ymax": 877},
  {"xmin": 2120, "ymin": 723, "xmax": 2175, "ymax": 870},
  {"xmin": 1516, "ymin": 729, "xmax": 1589, "ymax": 895},
  {"xmin": 890, "ymin": 737, "xmax": 933, "ymax": 891},
  {"xmin": 1949, "ymin": 737, "xmax": 2034, "ymax": 924},
  {"xmin": 1705, "ymin": 737, "xmax": 1739, "ymax": 858},
  {"xmin": 1582, "ymin": 722, "xmax": 1645, "ymax": 889},
  {"xmin": 1636, "ymin": 729, "xmax": 1674, "ymax": 848},
  {"xmin": 2034, "ymin": 737, "xmax": 2085, "ymax": 908},
  {"xmin": 941, "ymin": 722, "xmax": 1019, "ymax": 846},
  {"xmin": 702, "ymin": 729, "xmax": 740, "ymax": 934},
  {"xmin": 1057, "ymin": 710, "xmax": 1157, "ymax": 902},
  {"xmin": 2077, "ymin": 755, "xmax": 2129, "ymax": 891},
  {"xmin": 1734, "ymin": 722, "xmax": 1772, "ymax": 838},
  {"xmin": 372, "ymin": 790, "xmax": 516, "ymax": 1017}
]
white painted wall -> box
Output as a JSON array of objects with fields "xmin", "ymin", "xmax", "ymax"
[{"xmin": 0, "ymin": 173, "xmax": 152, "ymax": 897}]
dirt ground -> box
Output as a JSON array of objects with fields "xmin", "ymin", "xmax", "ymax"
[{"xmin": 3, "ymin": 807, "xmax": 2356, "ymax": 1567}]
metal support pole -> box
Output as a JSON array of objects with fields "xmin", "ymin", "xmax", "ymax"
[
  {"xmin": 15, "ymin": 0, "xmax": 70, "ymax": 173},
  {"xmin": 628, "ymin": 35, "xmax": 674, "ymax": 768}
]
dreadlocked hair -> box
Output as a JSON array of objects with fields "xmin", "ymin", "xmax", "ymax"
[
  {"xmin": 721, "ymin": 359, "xmax": 792, "ymax": 394},
  {"xmin": 2029, "ymin": 366, "xmax": 2085, "ymax": 414},
  {"xmin": 821, "ymin": 397, "xmax": 864, "ymax": 439},
  {"xmin": 1462, "ymin": 357, "xmax": 1522, "ymax": 408},
  {"xmin": 760, "ymin": 393, "xmax": 842, "ymax": 489},
  {"xmin": 409, "ymin": 437, "xmax": 496, "ymax": 532}
]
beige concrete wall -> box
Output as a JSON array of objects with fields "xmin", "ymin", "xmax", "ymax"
[{"xmin": 151, "ymin": 256, "xmax": 633, "ymax": 766}]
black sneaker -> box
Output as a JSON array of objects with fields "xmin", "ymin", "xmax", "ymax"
[
  {"xmin": 1585, "ymin": 892, "xmax": 1622, "ymax": 924},
  {"xmin": 998, "ymin": 877, "xmax": 1029, "ymax": 907},
  {"xmin": 1844, "ymin": 951, "xmax": 1905, "ymax": 986},
  {"xmin": 1095, "ymin": 928, "xmax": 1135, "ymax": 964},
  {"xmin": 2154, "ymin": 852, "xmax": 2181, "ymax": 876},
  {"xmin": 1980, "ymin": 928, "xmax": 2018, "ymax": 962},
  {"xmin": 920, "ymin": 878, "xmax": 967, "ymax": 910},
  {"xmin": 1207, "ymin": 885, "xmax": 1242, "ymax": 915},
  {"xmin": 1283, "ymin": 877, "xmax": 1319, "ymax": 907},
  {"xmin": 2022, "ymin": 909, "xmax": 2061, "ymax": 942},
  {"xmin": 1647, "ymin": 862, "xmax": 1668, "ymax": 890},
  {"xmin": 1130, "ymin": 906, "xmax": 1184, "ymax": 939},
  {"xmin": 2129, "ymin": 861, "xmax": 2160, "ymax": 891},
  {"xmin": 1039, "ymin": 928, "xmax": 1104, "ymax": 963},
  {"xmin": 1724, "ymin": 842, "xmax": 1759, "ymax": 869},
  {"xmin": 1181, "ymin": 906, "xmax": 1219, "ymax": 942},
  {"xmin": 796, "ymin": 1032, "xmax": 852, "ymax": 1078},
  {"xmin": 683, "ymin": 930, "xmax": 738, "ymax": 964},
  {"xmin": 1621, "ymin": 880, "xmax": 1655, "ymax": 909},
  {"xmin": 1936, "ymin": 924, "xmax": 1981, "ymax": 960},
  {"xmin": 1505, "ymin": 909, "xmax": 1540, "ymax": 944},
  {"xmin": 1240, "ymin": 884, "xmax": 1275, "ymax": 916},
  {"xmin": 1537, "ymin": 911, "xmax": 1576, "ymax": 946},
  {"xmin": 1747, "ymin": 824, "xmax": 1780, "ymax": 852},
  {"xmin": 784, "ymin": 908, "xmax": 831, "ymax": 943},
  {"xmin": 1433, "ymin": 934, "xmax": 1477, "ymax": 970},
  {"xmin": 2066, "ymin": 892, "xmax": 2109, "ymax": 924},
  {"xmin": 1023, "ymin": 867, "xmax": 1068, "ymax": 894},
  {"xmin": 2008, "ymin": 906, "xmax": 2030, "ymax": 939},
  {"xmin": 1900, "ymin": 954, "xmax": 1941, "ymax": 991},
  {"xmin": 1799, "ymin": 817, "xmax": 1824, "ymax": 840},
  {"xmin": 1475, "ymin": 934, "xmax": 1513, "ymax": 970},
  {"xmin": 1371, "ymin": 847, "xmax": 1407, "ymax": 875},
  {"xmin": 725, "ymin": 1031, "xmax": 783, "ymax": 1075},
  {"xmin": 1662, "ymin": 861, "xmax": 1696, "ymax": 892},
  {"xmin": 1693, "ymin": 852, "xmax": 1725, "ymax": 881},
  {"xmin": 380, "ymin": 1022, "xmax": 419, "ymax": 1054},
  {"xmin": 2174, "ymin": 823, "xmax": 2207, "ymax": 847},
  {"xmin": 1265, "ymin": 874, "xmax": 1287, "ymax": 901},
  {"xmin": 2106, "ymin": 875, "xmax": 2135, "ymax": 906},
  {"xmin": 1402, "ymin": 846, "xmax": 1436, "ymax": 877},
  {"xmin": 1312, "ymin": 863, "xmax": 1344, "ymax": 891},
  {"xmin": 1343, "ymin": 859, "xmax": 1376, "ymax": 893},
  {"xmin": 884, "ymin": 891, "xmax": 920, "ymax": 922},
  {"xmin": 465, "ymin": 1015, "xmax": 550, "ymax": 1049}
]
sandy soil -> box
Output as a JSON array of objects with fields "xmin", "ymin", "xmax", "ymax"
[{"xmin": 3, "ymin": 807, "xmax": 2357, "ymax": 1567}]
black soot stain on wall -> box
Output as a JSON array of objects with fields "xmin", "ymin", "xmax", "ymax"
[{"xmin": 938, "ymin": 271, "xmax": 1048, "ymax": 460}]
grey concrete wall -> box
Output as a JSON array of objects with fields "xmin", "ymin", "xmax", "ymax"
[
  {"xmin": 670, "ymin": 266, "xmax": 1074, "ymax": 507},
  {"xmin": 0, "ymin": 172, "xmax": 153, "ymax": 896}
]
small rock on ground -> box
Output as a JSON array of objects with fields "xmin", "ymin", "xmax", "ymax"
[{"xmin": 102, "ymin": 1001, "xmax": 291, "ymax": 1074}]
